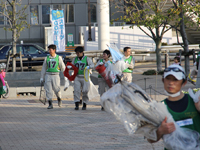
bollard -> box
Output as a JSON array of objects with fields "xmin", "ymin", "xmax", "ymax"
[{"xmin": 165, "ymin": 51, "xmax": 169, "ymax": 68}]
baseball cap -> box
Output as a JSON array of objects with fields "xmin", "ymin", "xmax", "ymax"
[{"xmin": 164, "ymin": 64, "xmax": 186, "ymax": 80}]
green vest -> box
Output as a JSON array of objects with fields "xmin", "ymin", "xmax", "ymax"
[
  {"xmin": 74, "ymin": 56, "xmax": 88, "ymax": 75},
  {"xmin": 46, "ymin": 55, "xmax": 60, "ymax": 72},
  {"xmin": 163, "ymin": 94, "xmax": 200, "ymax": 150},
  {"xmin": 123, "ymin": 56, "xmax": 133, "ymax": 73},
  {"xmin": 98, "ymin": 59, "xmax": 112, "ymax": 78}
]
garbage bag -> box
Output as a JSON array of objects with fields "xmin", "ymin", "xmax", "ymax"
[{"xmin": 101, "ymin": 81, "xmax": 200, "ymax": 150}]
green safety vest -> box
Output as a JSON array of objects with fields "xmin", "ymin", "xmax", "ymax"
[
  {"xmin": 46, "ymin": 55, "xmax": 60, "ymax": 72},
  {"xmin": 74, "ymin": 56, "xmax": 88, "ymax": 75},
  {"xmin": 123, "ymin": 56, "xmax": 133, "ymax": 73},
  {"xmin": 98, "ymin": 59, "xmax": 112, "ymax": 78},
  {"xmin": 163, "ymin": 94, "xmax": 200, "ymax": 150}
]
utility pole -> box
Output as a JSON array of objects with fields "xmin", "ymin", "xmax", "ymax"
[{"xmin": 88, "ymin": 0, "xmax": 92, "ymax": 41}]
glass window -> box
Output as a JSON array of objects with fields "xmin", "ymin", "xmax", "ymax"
[
  {"xmin": 90, "ymin": 4, "xmax": 96, "ymax": 22},
  {"xmin": 24, "ymin": 45, "xmax": 40, "ymax": 54},
  {"xmin": 42, "ymin": 5, "xmax": 50, "ymax": 24},
  {"xmin": 65, "ymin": 4, "xmax": 74, "ymax": 23},
  {"xmin": 0, "ymin": 6, "xmax": 4, "ymax": 25},
  {"xmin": 6, "ymin": 6, "xmax": 12, "ymax": 25},
  {"xmin": 53, "ymin": 5, "xmax": 62, "ymax": 10},
  {"xmin": 9, "ymin": 46, "xmax": 23, "ymax": 54},
  {"xmin": 30, "ymin": 6, "xmax": 39, "ymax": 25}
]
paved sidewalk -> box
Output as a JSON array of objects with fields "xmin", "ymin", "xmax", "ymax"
[
  {"xmin": 0, "ymin": 98, "xmax": 164, "ymax": 150},
  {"xmin": 0, "ymin": 72, "xmax": 195, "ymax": 150}
]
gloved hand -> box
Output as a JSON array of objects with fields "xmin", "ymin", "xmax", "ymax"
[
  {"xmin": 3, "ymin": 85, "xmax": 6, "ymax": 91},
  {"xmin": 86, "ymin": 66, "xmax": 90, "ymax": 69},
  {"xmin": 64, "ymin": 77, "xmax": 69, "ymax": 91},
  {"xmin": 125, "ymin": 61, "xmax": 129, "ymax": 64},
  {"xmin": 67, "ymin": 65, "xmax": 72, "ymax": 69},
  {"xmin": 40, "ymin": 78, "xmax": 44, "ymax": 84},
  {"xmin": 99, "ymin": 62, "xmax": 104, "ymax": 65},
  {"xmin": 188, "ymin": 88, "xmax": 200, "ymax": 103}
]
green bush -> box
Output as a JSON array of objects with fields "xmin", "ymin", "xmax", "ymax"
[
  {"xmin": 142, "ymin": 69, "xmax": 164, "ymax": 75},
  {"xmin": 162, "ymin": 42, "xmax": 168, "ymax": 46}
]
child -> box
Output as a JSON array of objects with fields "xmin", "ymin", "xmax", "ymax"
[
  {"xmin": 148, "ymin": 64, "xmax": 200, "ymax": 149},
  {"xmin": 173, "ymin": 56, "xmax": 181, "ymax": 66},
  {"xmin": 96, "ymin": 50, "xmax": 112, "ymax": 110},
  {"xmin": 40, "ymin": 44, "xmax": 69, "ymax": 109},
  {"xmin": 122, "ymin": 47, "xmax": 135, "ymax": 83},
  {"xmin": 67, "ymin": 46, "xmax": 94, "ymax": 110}
]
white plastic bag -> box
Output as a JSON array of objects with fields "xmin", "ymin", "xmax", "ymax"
[{"xmin": 101, "ymin": 81, "xmax": 200, "ymax": 150}]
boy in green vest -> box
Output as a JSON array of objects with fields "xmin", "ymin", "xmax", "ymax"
[
  {"xmin": 147, "ymin": 64, "xmax": 200, "ymax": 149},
  {"xmin": 40, "ymin": 44, "xmax": 69, "ymax": 109},
  {"xmin": 95, "ymin": 50, "xmax": 112, "ymax": 110},
  {"xmin": 122, "ymin": 47, "xmax": 135, "ymax": 83},
  {"xmin": 67, "ymin": 46, "xmax": 94, "ymax": 110}
]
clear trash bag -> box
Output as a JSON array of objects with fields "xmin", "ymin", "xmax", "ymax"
[
  {"xmin": 101, "ymin": 81, "xmax": 200, "ymax": 150},
  {"xmin": 108, "ymin": 44, "xmax": 123, "ymax": 63}
]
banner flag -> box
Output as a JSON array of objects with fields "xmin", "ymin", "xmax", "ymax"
[{"xmin": 52, "ymin": 10, "xmax": 65, "ymax": 52}]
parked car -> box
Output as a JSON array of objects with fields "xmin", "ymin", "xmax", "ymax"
[{"xmin": 0, "ymin": 44, "xmax": 71, "ymax": 67}]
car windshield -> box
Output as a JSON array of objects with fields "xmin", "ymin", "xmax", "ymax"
[{"xmin": 34, "ymin": 45, "xmax": 48, "ymax": 52}]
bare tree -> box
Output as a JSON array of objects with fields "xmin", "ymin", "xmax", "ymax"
[{"xmin": 0, "ymin": 0, "xmax": 30, "ymax": 72}]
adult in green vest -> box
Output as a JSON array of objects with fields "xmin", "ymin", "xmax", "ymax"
[
  {"xmin": 122, "ymin": 47, "xmax": 135, "ymax": 83},
  {"xmin": 67, "ymin": 46, "xmax": 94, "ymax": 110},
  {"xmin": 40, "ymin": 44, "xmax": 69, "ymax": 109},
  {"xmin": 95, "ymin": 50, "xmax": 112, "ymax": 110},
  {"xmin": 147, "ymin": 64, "xmax": 200, "ymax": 149}
]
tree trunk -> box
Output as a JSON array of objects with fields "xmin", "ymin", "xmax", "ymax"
[
  {"xmin": 12, "ymin": 1, "xmax": 16, "ymax": 72},
  {"xmin": 179, "ymin": 11, "xmax": 189, "ymax": 75},
  {"xmin": 155, "ymin": 39, "xmax": 162, "ymax": 71}
]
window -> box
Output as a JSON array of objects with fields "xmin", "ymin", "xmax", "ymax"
[
  {"xmin": 30, "ymin": 6, "xmax": 39, "ymax": 25},
  {"xmin": 90, "ymin": 4, "xmax": 96, "ymax": 22},
  {"xmin": 9, "ymin": 46, "xmax": 23, "ymax": 54},
  {"xmin": 65, "ymin": 4, "xmax": 74, "ymax": 23},
  {"xmin": 0, "ymin": 6, "xmax": 4, "ymax": 25},
  {"xmin": 53, "ymin": 5, "xmax": 62, "ymax": 10},
  {"xmin": 24, "ymin": 45, "xmax": 39, "ymax": 54},
  {"xmin": 42, "ymin": 5, "xmax": 50, "ymax": 24},
  {"xmin": 6, "ymin": 6, "xmax": 12, "ymax": 25}
]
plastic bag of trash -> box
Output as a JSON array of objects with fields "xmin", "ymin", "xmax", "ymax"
[{"xmin": 101, "ymin": 81, "xmax": 200, "ymax": 150}]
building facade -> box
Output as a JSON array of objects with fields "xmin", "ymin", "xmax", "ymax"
[{"xmin": 0, "ymin": 0, "xmax": 101, "ymax": 48}]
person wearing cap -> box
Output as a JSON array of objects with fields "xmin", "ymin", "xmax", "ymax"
[
  {"xmin": 95, "ymin": 49, "xmax": 112, "ymax": 110},
  {"xmin": 67, "ymin": 46, "xmax": 94, "ymax": 110},
  {"xmin": 122, "ymin": 47, "xmax": 135, "ymax": 83},
  {"xmin": 40, "ymin": 44, "xmax": 69, "ymax": 109},
  {"xmin": 148, "ymin": 64, "xmax": 200, "ymax": 148}
]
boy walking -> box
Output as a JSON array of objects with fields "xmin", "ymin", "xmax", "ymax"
[
  {"xmin": 67, "ymin": 46, "xmax": 94, "ymax": 110},
  {"xmin": 148, "ymin": 64, "xmax": 200, "ymax": 149},
  {"xmin": 122, "ymin": 47, "xmax": 135, "ymax": 83},
  {"xmin": 40, "ymin": 44, "xmax": 69, "ymax": 109},
  {"xmin": 96, "ymin": 50, "xmax": 112, "ymax": 110}
]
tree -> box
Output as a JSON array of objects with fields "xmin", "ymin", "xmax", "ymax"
[
  {"xmin": 169, "ymin": 0, "xmax": 200, "ymax": 75},
  {"xmin": 110, "ymin": 0, "xmax": 200, "ymax": 73},
  {"xmin": 0, "ymin": 0, "xmax": 30, "ymax": 72}
]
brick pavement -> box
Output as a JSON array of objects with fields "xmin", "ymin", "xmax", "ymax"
[
  {"xmin": 0, "ymin": 98, "xmax": 165, "ymax": 150},
  {"xmin": 0, "ymin": 71, "xmax": 195, "ymax": 150}
]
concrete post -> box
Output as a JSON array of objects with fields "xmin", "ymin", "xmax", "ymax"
[{"xmin": 97, "ymin": 0, "xmax": 110, "ymax": 50}]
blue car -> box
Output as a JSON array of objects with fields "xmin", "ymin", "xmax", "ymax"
[{"xmin": 0, "ymin": 44, "xmax": 71, "ymax": 67}]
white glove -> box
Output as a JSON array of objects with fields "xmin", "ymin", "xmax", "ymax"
[
  {"xmin": 3, "ymin": 85, "xmax": 6, "ymax": 91},
  {"xmin": 64, "ymin": 77, "xmax": 69, "ymax": 91},
  {"xmin": 67, "ymin": 66, "xmax": 72, "ymax": 69},
  {"xmin": 99, "ymin": 62, "xmax": 104, "ymax": 65},
  {"xmin": 40, "ymin": 78, "xmax": 44, "ymax": 84},
  {"xmin": 188, "ymin": 88, "xmax": 200, "ymax": 103},
  {"xmin": 86, "ymin": 66, "xmax": 90, "ymax": 69}
]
